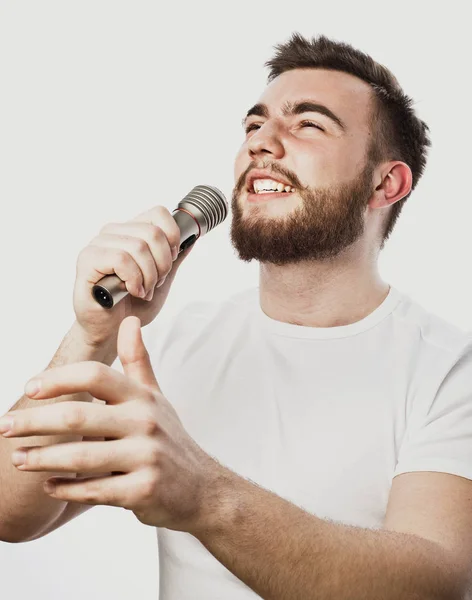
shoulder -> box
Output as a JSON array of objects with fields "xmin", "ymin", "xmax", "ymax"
[{"xmin": 391, "ymin": 288, "xmax": 472, "ymax": 359}]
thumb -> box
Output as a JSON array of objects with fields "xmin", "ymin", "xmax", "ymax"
[{"xmin": 118, "ymin": 316, "xmax": 161, "ymax": 392}]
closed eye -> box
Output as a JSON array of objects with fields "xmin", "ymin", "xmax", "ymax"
[
  {"xmin": 244, "ymin": 123, "xmax": 262, "ymax": 134},
  {"xmin": 244, "ymin": 120, "xmax": 325, "ymax": 134},
  {"xmin": 299, "ymin": 120, "xmax": 324, "ymax": 131}
]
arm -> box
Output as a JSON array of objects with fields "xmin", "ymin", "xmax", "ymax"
[
  {"xmin": 0, "ymin": 321, "xmax": 118, "ymax": 543},
  {"xmin": 194, "ymin": 469, "xmax": 468, "ymax": 600}
]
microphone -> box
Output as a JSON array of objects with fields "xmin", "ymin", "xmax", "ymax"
[{"xmin": 92, "ymin": 184, "xmax": 228, "ymax": 309}]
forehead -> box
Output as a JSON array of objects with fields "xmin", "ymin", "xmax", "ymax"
[{"xmin": 258, "ymin": 68, "xmax": 374, "ymax": 131}]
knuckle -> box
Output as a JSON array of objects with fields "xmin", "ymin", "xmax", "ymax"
[
  {"xmin": 75, "ymin": 447, "xmax": 93, "ymax": 470},
  {"xmin": 155, "ymin": 205, "xmax": 170, "ymax": 216},
  {"xmin": 140, "ymin": 416, "xmax": 160, "ymax": 437},
  {"xmin": 152, "ymin": 207, "xmax": 179, "ymax": 241},
  {"xmin": 153, "ymin": 206, "xmax": 171, "ymax": 222},
  {"xmin": 136, "ymin": 405, "xmax": 160, "ymax": 436},
  {"xmin": 86, "ymin": 361, "xmax": 108, "ymax": 382},
  {"xmin": 63, "ymin": 405, "xmax": 87, "ymax": 431},
  {"xmin": 149, "ymin": 224, "xmax": 164, "ymax": 242},
  {"xmin": 132, "ymin": 237, "xmax": 148, "ymax": 254},
  {"xmin": 147, "ymin": 441, "xmax": 162, "ymax": 466},
  {"xmin": 83, "ymin": 483, "xmax": 101, "ymax": 503},
  {"xmin": 115, "ymin": 249, "xmax": 132, "ymax": 268},
  {"xmin": 140, "ymin": 472, "xmax": 159, "ymax": 500},
  {"xmin": 141, "ymin": 388, "xmax": 157, "ymax": 405}
]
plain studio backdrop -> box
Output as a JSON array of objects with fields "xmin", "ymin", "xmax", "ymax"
[{"xmin": 0, "ymin": 0, "xmax": 471, "ymax": 597}]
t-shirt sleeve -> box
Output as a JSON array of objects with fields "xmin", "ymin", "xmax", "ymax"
[{"xmin": 393, "ymin": 337, "xmax": 472, "ymax": 481}]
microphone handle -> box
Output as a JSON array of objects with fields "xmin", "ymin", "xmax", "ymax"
[{"xmin": 91, "ymin": 209, "xmax": 199, "ymax": 309}]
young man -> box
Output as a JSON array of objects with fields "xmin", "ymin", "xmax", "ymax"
[
  {"xmin": 151, "ymin": 33, "xmax": 472, "ymax": 598},
  {"xmin": 1, "ymin": 33, "xmax": 472, "ymax": 599}
]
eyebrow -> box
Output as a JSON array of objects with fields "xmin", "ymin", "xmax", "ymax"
[{"xmin": 242, "ymin": 99, "xmax": 347, "ymax": 132}]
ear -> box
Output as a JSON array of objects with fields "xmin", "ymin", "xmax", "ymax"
[{"xmin": 369, "ymin": 161, "xmax": 412, "ymax": 209}]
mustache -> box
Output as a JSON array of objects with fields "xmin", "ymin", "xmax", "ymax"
[{"xmin": 235, "ymin": 161, "xmax": 305, "ymax": 195}]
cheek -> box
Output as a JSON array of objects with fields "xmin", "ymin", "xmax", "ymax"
[
  {"xmin": 336, "ymin": 148, "xmax": 367, "ymax": 181},
  {"xmin": 295, "ymin": 145, "xmax": 340, "ymax": 186},
  {"xmin": 336, "ymin": 135, "xmax": 369, "ymax": 179},
  {"xmin": 297, "ymin": 141, "xmax": 364, "ymax": 186}
]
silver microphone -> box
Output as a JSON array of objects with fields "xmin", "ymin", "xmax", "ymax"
[{"xmin": 92, "ymin": 184, "xmax": 228, "ymax": 309}]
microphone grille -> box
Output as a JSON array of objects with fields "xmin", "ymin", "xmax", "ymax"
[{"xmin": 178, "ymin": 185, "xmax": 228, "ymax": 233}]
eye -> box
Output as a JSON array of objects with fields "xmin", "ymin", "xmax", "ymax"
[
  {"xmin": 244, "ymin": 121, "xmax": 324, "ymax": 134},
  {"xmin": 244, "ymin": 123, "xmax": 261, "ymax": 134},
  {"xmin": 243, "ymin": 120, "xmax": 325, "ymax": 135},
  {"xmin": 300, "ymin": 120, "xmax": 324, "ymax": 131}
]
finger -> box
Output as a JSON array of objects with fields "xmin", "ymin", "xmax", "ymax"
[
  {"xmin": 90, "ymin": 232, "xmax": 159, "ymax": 298},
  {"xmin": 2, "ymin": 402, "xmax": 131, "ymax": 439},
  {"xmin": 24, "ymin": 361, "xmax": 145, "ymax": 405},
  {"xmin": 12, "ymin": 438, "xmax": 143, "ymax": 474},
  {"xmin": 118, "ymin": 316, "xmax": 161, "ymax": 392},
  {"xmin": 128, "ymin": 208, "xmax": 182, "ymax": 300},
  {"xmin": 130, "ymin": 205, "xmax": 181, "ymax": 252},
  {"xmin": 102, "ymin": 215, "xmax": 179, "ymax": 299},
  {"xmin": 43, "ymin": 469, "xmax": 149, "ymax": 508},
  {"xmin": 77, "ymin": 244, "xmax": 146, "ymax": 300}
]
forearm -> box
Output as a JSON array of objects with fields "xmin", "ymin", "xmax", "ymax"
[
  {"xmin": 0, "ymin": 321, "xmax": 118, "ymax": 543},
  {"xmin": 195, "ymin": 470, "xmax": 465, "ymax": 600}
]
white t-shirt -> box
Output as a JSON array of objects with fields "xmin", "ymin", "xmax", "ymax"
[{"xmin": 145, "ymin": 285, "xmax": 472, "ymax": 599}]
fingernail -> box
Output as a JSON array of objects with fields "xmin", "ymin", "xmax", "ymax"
[
  {"xmin": 172, "ymin": 246, "xmax": 178, "ymax": 261},
  {"xmin": 25, "ymin": 380, "xmax": 41, "ymax": 396},
  {"xmin": 0, "ymin": 417, "xmax": 13, "ymax": 434},
  {"xmin": 12, "ymin": 450, "xmax": 26, "ymax": 466},
  {"xmin": 139, "ymin": 286, "xmax": 147, "ymax": 298}
]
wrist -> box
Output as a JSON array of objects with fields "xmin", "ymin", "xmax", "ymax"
[
  {"xmin": 69, "ymin": 321, "xmax": 118, "ymax": 364},
  {"xmin": 189, "ymin": 459, "xmax": 242, "ymax": 541}
]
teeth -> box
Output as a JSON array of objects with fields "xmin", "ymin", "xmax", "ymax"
[{"xmin": 252, "ymin": 178, "xmax": 296, "ymax": 194}]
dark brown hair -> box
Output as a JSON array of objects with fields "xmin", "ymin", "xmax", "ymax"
[{"xmin": 265, "ymin": 33, "xmax": 431, "ymax": 247}]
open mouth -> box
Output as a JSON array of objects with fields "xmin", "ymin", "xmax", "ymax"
[
  {"xmin": 249, "ymin": 178, "xmax": 296, "ymax": 194},
  {"xmin": 246, "ymin": 177, "xmax": 296, "ymax": 201}
]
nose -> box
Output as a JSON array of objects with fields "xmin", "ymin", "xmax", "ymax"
[{"xmin": 247, "ymin": 123, "xmax": 285, "ymax": 160}]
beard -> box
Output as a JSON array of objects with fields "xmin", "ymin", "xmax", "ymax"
[{"xmin": 229, "ymin": 159, "xmax": 375, "ymax": 266}]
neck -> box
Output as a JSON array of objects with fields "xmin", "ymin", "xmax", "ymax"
[{"xmin": 258, "ymin": 245, "xmax": 388, "ymax": 328}]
